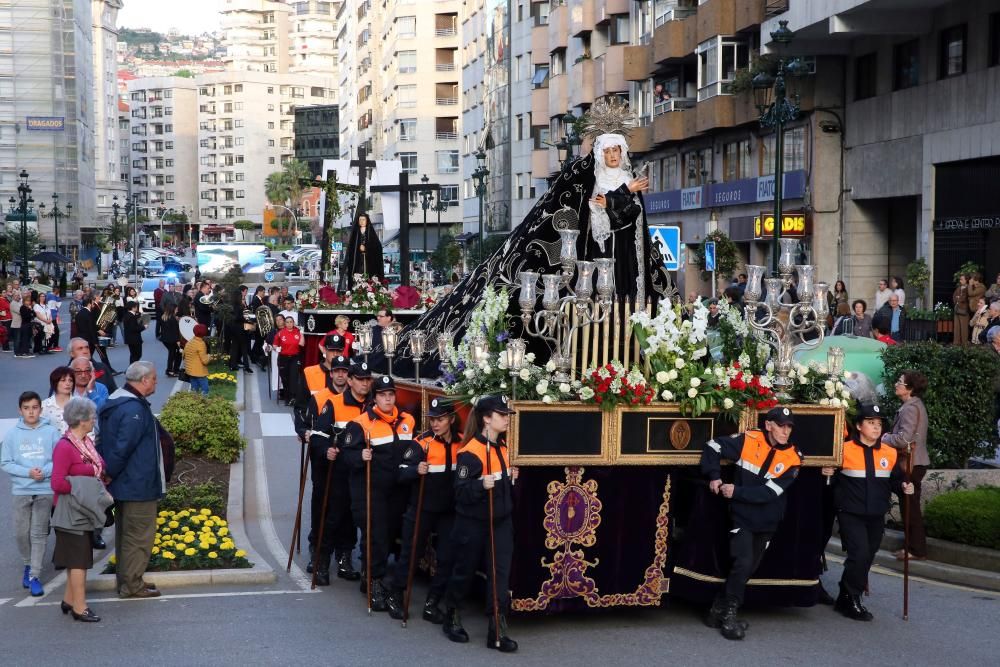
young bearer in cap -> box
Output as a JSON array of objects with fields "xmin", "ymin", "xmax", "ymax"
[
  {"xmin": 701, "ymin": 406, "xmax": 803, "ymax": 640},
  {"xmin": 442, "ymin": 395, "xmax": 519, "ymax": 652},
  {"xmin": 822, "ymin": 403, "xmax": 914, "ymax": 621},
  {"xmin": 386, "ymin": 397, "xmax": 463, "ymax": 623}
]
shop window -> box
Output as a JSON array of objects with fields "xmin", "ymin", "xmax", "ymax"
[
  {"xmin": 854, "ymin": 52, "xmax": 877, "ymax": 101},
  {"xmin": 760, "ymin": 127, "xmax": 806, "ymax": 177},
  {"xmin": 938, "ymin": 25, "xmax": 967, "ymax": 79},
  {"xmin": 683, "ymin": 148, "xmax": 711, "ymax": 187},
  {"xmin": 893, "ymin": 39, "xmax": 920, "ymax": 90},
  {"xmin": 723, "ymin": 140, "xmax": 751, "ymax": 182}
]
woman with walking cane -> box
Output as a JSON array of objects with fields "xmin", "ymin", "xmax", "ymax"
[
  {"xmin": 882, "ymin": 371, "xmax": 930, "ymax": 562},
  {"xmin": 441, "ymin": 395, "xmax": 518, "ymax": 653}
]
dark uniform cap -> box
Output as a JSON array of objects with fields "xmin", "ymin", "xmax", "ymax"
[
  {"xmin": 324, "ymin": 333, "xmax": 345, "ymax": 352},
  {"xmin": 374, "ymin": 375, "xmax": 396, "ymax": 393},
  {"xmin": 427, "ymin": 397, "xmax": 455, "ymax": 418},
  {"xmin": 330, "ymin": 355, "xmax": 350, "ymax": 371},
  {"xmin": 854, "ymin": 403, "xmax": 884, "ymax": 422},
  {"xmin": 349, "ymin": 360, "xmax": 372, "ymax": 378},
  {"xmin": 765, "ymin": 406, "xmax": 795, "ymax": 426},
  {"xmin": 477, "ymin": 394, "xmax": 515, "ymax": 415}
]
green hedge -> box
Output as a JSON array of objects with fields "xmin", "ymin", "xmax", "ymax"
[
  {"xmin": 159, "ymin": 392, "xmax": 246, "ymax": 464},
  {"xmin": 924, "ymin": 486, "xmax": 1000, "ymax": 550},
  {"xmin": 881, "ymin": 342, "xmax": 1000, "ymax": 467}
]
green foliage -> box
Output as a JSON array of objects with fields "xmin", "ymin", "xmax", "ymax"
[
  {"xmin": 5, "ymin": 228, "xmax": 40, "ymax": 260},
  {"xmin": 924, "ymin": 486, "xmax": 1000, "ymax": 550},
  {"xmin": 953, "ymin": 260, "xmax": 983, "ymax": 283},
  {"xmin": 430, "ymin": 227, "xmax": 463, "ymax": 275},
  {"xmin": 174, "ymin": 69, "xmax": 194, "ymax": 78},
  {"xmin": 468, "ymin": 234, "xmax": 507, "ymax": 267},
  {"xmin": 161, "ymin": 482, "xmax": 226, "ymax": 517},
  {"xmin": 729, "ymin": 53, "xmax": 781, "ymax": 95},
  {"xmin": 233, "ymin": 220, "xmax": 255, "ymax": 231},
  {"xmin": 881, "ymin": 342, "xmax": 1000, "ymax": 467},
  {"xmin": 906, "ymin": 257, "xmax": 930, "ymax": 295},
  {"xmin": 159, "ymin": 392, "xmax": 246, "ymax": 464},
  {"xmin": 690, "ymin": 230, "xmax": 740, "ymax": 280}
]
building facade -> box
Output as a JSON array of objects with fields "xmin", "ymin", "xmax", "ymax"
[
  {"xmin": 220, "ymin": 0, "xmax": 293, "ymax": 73},
  {"xmin": 289, "ymin": 0, "xmax": 341, "ymax": 76},
  {"xmin": 0, "ymin": 0, "xmax": 95, "ymax": 249},
  {"xmin": 294, "ymin": 104, "xmax": 340, "ymax": 178},
  {"xmin": 92, "ymin": 0, "xmax": 128, "ymax": 240},
  {"xmin": 769, "ymin": 0, "xmax": 1000, "ymax": 306}
]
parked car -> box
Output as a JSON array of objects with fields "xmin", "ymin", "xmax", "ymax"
[
  {"xmin": 271, "ymin": 260, "xmax": 302, "ymax": 276},
  {"xmin": 282, "ymin": 244, "xmax": 317, "ymax": 260},
  {"xmin": 138, "ymin": 277, "xmax": 177, "ymax": 316}
]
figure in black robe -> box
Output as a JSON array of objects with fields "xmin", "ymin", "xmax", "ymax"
[
  {"xmin": 369, "ymin": 133, "xmax": 675, "ymax": 379},
  {"xmin": 338, "ymin": 212, "xmax": 384, "ymax": 292}
]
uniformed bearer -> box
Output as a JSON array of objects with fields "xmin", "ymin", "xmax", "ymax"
[
  {"xmin": 822, "ymin": 403, "xmax": 914, "ymax": 621},
  {"xmin": 442, "ymin": 395, "xmax": 519, "ymax": 653},
  {"xmin": 700, "ymin": 406, "xmax": 803, "ymax": 641}
]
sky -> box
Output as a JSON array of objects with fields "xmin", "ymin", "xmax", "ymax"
[{"xmin": 118, "ymin": 1, "xmax": 221, "ymax": 35}]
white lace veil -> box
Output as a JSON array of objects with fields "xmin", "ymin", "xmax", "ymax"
[{"xmin": 589, "ymin": 133, "xmax": 634, "ymax": 251}]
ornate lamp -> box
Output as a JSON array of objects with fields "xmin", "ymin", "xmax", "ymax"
[
  {"xmin": 357, "ymin": 322, "xmax": 374, "ymax": 363},
  {"xmin": 383, "ymin": 324, "xmax": 400, "ymax": 378},
  {"xmin": 505, "ymin": 338, "xmax": 527, "ymax": 400},
  {"xmin": 827, "ymin": 346, "xmax": 845, "ymax": 378},
  {"xmin": 471, "ymin": 332, "xmax": 489, "ymax": 364},
  {"xmin": 436, "ymin": 330, "xmax": 451, "ymax": 364},
  {"xmin": 410, "ymin": 329, "xmax": 426, "ymax": 384}
]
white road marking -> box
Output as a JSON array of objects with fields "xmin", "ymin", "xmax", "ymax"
[
  {"xmin": 30, "ymin": 589, "xmax": 318, "ymax": 606},
  {"xmin": 260, "ymin": 411, "xmax": 296, "ymax": 438},
  {"xmin": 0, "ymin": 598, "xmax": 12, "ymax": 606},
  {"xmin": 249, "ymin": 376, "xmax": 312, "ymax": 591},
  {"xmin": 15, "ymin": 550, "xmax": 115, "ymax": 608}
]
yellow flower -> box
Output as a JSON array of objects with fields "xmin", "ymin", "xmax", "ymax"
[
  {"xmin": 184, "ymin": 547, "xmax": 196, "ymax": 556},
  {"xmin": 218, "ymin": 527, "xmax": 229, "ymax": 537},
  {"xmin": 199, "ymin": 542, "xmax": 211, "ymax": 550},
  {"xmin": 184, "ymin": 534, "xmax": 195, "ymax": 544},
  {"xmin": 204, "ymin": 520, "xmax": 215, "ymax": 528},
  {"xmin": 168, "ymin": 520, "xmax": 179, "ymax": 529},
  {"xmin": 220, "ymin": 542, "xmax": 234, "ymax": 551},
  {"xmin": 156, "ymin": 517, "xmax": 166, "ymax": 525},
  {"xmin": 200, "ymin": 508, "xmax": 212, "ymax": 516},
  {"xmin": 158, "ymin": 510, "xmax": 170, "ymax": 517},
  {"xmin": 163, "ymin": 552, "xmax": 176, "ymax": 560},
  {"xmin": 208, "ymin": 552, "xmax": 218, "ymax": 559},
  {"xmin": 216, "ymin": 519, "xmax": 227, "ymax": 527},
  {"xmin": 151, "ymin": 546, "xmax": 159, "ymax": 555},
  {"xmin": 109, "ymin": 555, "xmax": 117, "ymax": 565},
  {"xmin": 235, "ymin": 550, "xmax": 246, "ymax": 558}
]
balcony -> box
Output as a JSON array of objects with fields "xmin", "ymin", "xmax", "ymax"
[
  {"xmin": 629, "ymin": 124, "xmax": 654, "ymax": 153},
  {"xmin": 531, "ymin": 85, "xmax": 549, "ymax": 119},
  {"xmin": 696, "ymin": 94, "xmax": 736, "ymax": 133},
  {"xmin": 653, "ymin": 14, "xmax": 698, "ymax": 63},
  {"xmin": 624, "ymin": 46, "xmax": 653, "ymax": 82},
  {"xmin": 531, "ymin": 25, "xmax": 549, "ymax": 66},
  {"xmin": 697, "ymin": 0, "xmax": 737, "ymax": 44},
  {"xmin": 569, "ymin": 58, "xmax": 596, "ymax": 107},
  {"xmin": 654, "ymin": 97, "xmax": 696, "ymax": 117},
  {"xmin": 569, "ymin": 0, "xmax": 596, "ymax": 37},
  {"xmin": 600, "ymin": 45, "xmax": 627, "ymax": 96},
  {"xmin": 734, "ymin": 0, "xmax": 767, "ymax": 33},
  {"xmin": 548, "ymin": 73, "xmax": 568, "ymax": 120},
  {"xmin": 434, "ymin": 28, "xmax": 457, "ymax": 37},
  {"xmin": 548, "ymin": 3, "xmax": 568, "ymax": 51},
  {"xmin": 435, "ymin": 62, "xmax": 455, "ymax": 72},
  {"xmin": 531, "ymin": 148, "xmax": 553, "ymax": 180},
  {"xmin": 653, "ymin": 105, "xmax": 696, "ymax": 143},
  {"xmin": 596, "ymin": 0, "xmax": 629, "ymax": 24}
]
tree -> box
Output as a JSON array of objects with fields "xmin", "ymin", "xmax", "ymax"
[
  {"xmin": 430, "ymin": 227, "xmax": 462, "ymax": 275},
  {"xmin": 174, "ymin": 69, "xmax": 194, "ymax": 78},
  {"xmin": 264, "ymin": 160, "xmax": 313, "ymax": 244},
  {"xmin": 468, "ymin": 233, "xmax": 506, "ymax": 267},
  {"xmin": 5, "ymin": 228, "xmax": 40, "ymax": 263}
]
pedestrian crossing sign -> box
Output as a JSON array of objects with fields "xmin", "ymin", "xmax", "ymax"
[{"xmin": 649, "ymin": 226, "xmax": 681, "ymax": 271}]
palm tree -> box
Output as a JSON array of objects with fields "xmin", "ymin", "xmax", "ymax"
[{"xmin": 264, "ymin": 160, "xmax": 313, "ymax": 244}]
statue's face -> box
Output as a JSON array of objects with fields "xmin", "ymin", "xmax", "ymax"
[
  {"xmin": 358, "ymin": 216, "xmax": 369, "ymax": 229},
  {"xmin": 603, "ymin": 145, "xmax": 622, "ymax": 168}
]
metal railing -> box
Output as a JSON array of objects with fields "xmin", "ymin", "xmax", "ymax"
[
  {"xmin": 435, "ymin": 97, "xmax": 458, "ymax": 105},
  {"xmin": 434, "ymin": 28, "xmax": 457, "ymax": 37},
  {"xmin": 435, "ymin": 63, "xmax": 456, "ymax": 71},
  {"xmin": 765, "ymin": 0, "xmax": 789, "ymax": 18},
  {"xmin": 654, "ymin": 7, "xmax": 696, "ymax": 27},
  {"xmin": 435, "ymin": 131, "xmax": 458, "ymax": 140},
  {"xmin": 653, "ymin": 97, "xmax": 696, "ymax": 116}
]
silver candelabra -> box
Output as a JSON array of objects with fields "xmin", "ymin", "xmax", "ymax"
[
  {"xmin": 743, "ymin": 238, "xmax": 827, "ymax": 399},
  {"xmin": 517, "ymin": 229, "xmax": 615, "ymax": 383}
]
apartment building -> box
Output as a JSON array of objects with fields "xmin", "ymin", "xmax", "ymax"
[
  {"xmin": 117, "ymin": 100, "xmax": 131, "ymax": 201},
  {"xmin": 0, "ymin": 0, "xmax": 95, "ymax": 248},
  {"xmin": 126, "ymin": 77, "xmax": 200, "ymax": 237},
  {"xmin": 93, "ymin": 0, "xmax": 128, "ymax": 238},
  {"xmin": 768, "ymin": 0, "xmax": 1000, "ymax": 305},
  {"xmin": 289, "ymin": 0, "xmax": 341, "ymax": 75},
  {"xmin": 337, "ymin": 0, "xmax": 463, "ymax": 258},
  {"xmin": 221, "ymin": 0, "xmax": 293, "ymax": 73},
  {"xmin": 195, "ymin": 72, "xmax": 335, "ymax": 235}
]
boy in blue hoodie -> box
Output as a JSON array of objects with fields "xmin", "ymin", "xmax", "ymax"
[{"xmin": 1, "ymin": 391, "xmax": 61, "ymax": 596}]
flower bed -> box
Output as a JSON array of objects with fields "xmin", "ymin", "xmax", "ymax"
[
  {"xmin": 207, "ymin": 371, "xmax": 237, "ymax": 402},
  {"xmin": 104, "ymin": 507, "xmax": 251, "ymax": 573}
]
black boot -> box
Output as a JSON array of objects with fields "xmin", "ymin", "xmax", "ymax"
[
  {"xmin": 370, "ymin": 579, "xmax": 388, "ymax": 612},
  {"xmin": 486, "ymin": 614, "xmax": 518, "ymax": 653},
  {"xmin": 423, "ymin": 592, "xmax": 446, "ymax": 624},
  {"xmin": 314, "ymin": 568, "xmax": 331, "ymax": 586},
  {"xmin": 442, "ymin": 607, "xmax": 469, "ymax": 643},
  {"xmin": 386, "ymin": 589, "xmax": 405, "ymax": 620},
  {"xmin": 835, "ymin": 588, "xmax": 873, "ymax": 621},
  {"xmin": 719, "ymin": 597, "xmax": 746, "ymax": 640},
  {"xmin": 706, "ymin": 595, "xmax": 749, "ymax": 631},
  {"xmin": 337, "ymin": 552, "xmax": 361, "ymax": 581}
]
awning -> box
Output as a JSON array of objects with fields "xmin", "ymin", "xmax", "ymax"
[
  {"xmin": 454, "ymin": 232, "xmax": 476, "ymax": 243},
  {"xmin": 201, "ymin": 225, "xmax": 234, "ymax": 234}
]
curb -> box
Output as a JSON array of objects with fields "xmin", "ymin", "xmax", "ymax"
[
  {"xmin": 234, "ymin": 369, "xmax": 246, "ymax": 412},
  {"xmin": 92, "ymin": 381, "xmax": 276, "ymax": 591},
  {"xmin": 827, "ymin": 537, "xmax": 1000, "ymax": 593},
  {"xmin": 879, "ymin": 528, "xmax": 1000, "ymax": 573}
]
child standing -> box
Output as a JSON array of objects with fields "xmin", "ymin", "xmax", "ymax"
[{"xmin": 1, "ymin": 391, "xmax": 61, "ymax": 595}]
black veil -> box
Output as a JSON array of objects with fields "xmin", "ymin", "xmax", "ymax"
[{"xmin": 338, "ymin": 212, "xmax": 384, "ymax": 292}]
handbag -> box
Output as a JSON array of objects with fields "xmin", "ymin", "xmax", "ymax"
[
  {"xmin": 178, "ymin": 369, "xmax": 191, "ymax": 383},
  {"xmin": 104, "ymin": 505, "xmax": 116, "ymax": 528}
]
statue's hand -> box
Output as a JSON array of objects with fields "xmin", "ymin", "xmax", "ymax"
[
  {"xmin": 627, "ymin": 176, "xmax": 649, "ymax": 193},
  {"xmin": 590, "ymin": 194, "xmax": 607, "ymax": 208},
  {"xmin": 359, "ymin": 244, "xmax": 366, "ymax": 252}
]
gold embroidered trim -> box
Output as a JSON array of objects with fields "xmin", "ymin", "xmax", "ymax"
[{"xmin": 672, "ymin": 566, "xmax": 819, "ymax": 587}]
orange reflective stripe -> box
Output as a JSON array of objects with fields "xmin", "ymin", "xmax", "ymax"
[
  {"xmin": 418, "ymin": 434, "xmax": 461, "ymax": 469},
  {"xmin": 353, "ymin": 409, "xmax": 416, "ymax": 447},
  {"xmin": 841, "ymin": 439, "xmax": 896, "ymax": 474},
  {"xmin": 304, "ymin": 365, "xmax": 326, "ymax": 394},
  {"xmin": 738, "ymin": 431, "xmax": 801, "ymax": 478},
  {"xmin": 459, "ymin": 439, "xmax": 510, "ymax": 478}
]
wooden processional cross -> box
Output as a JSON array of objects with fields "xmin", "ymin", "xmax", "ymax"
[{"xmin": 370, "ymin": 171, "xmax": 439, "ymax": 286}]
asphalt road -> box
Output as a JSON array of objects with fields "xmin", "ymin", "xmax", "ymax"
[{"xmin": 0, "ymin": 307, "xmax": 996, "ymax": 665}]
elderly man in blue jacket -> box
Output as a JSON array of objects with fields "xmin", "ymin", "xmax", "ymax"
[{"xmin": 98, "ymin": 361, "xmax": 164, "ymax": 599}]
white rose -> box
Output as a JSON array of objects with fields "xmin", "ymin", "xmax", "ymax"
[
  {"xmin": 723, "ymin": 398, "xmax": 735, "ymax": 409},
  {"xmin": 464, "ymin": 368, "xmax": 476, "ymax": 379},
  {"xmin": 675, "ymin": 358, "xmax": 685, "ymax": 369},
  {"xmin": 687, "ymin": 388, "xmax": 698, "ymax": 398},
  {"xmin": 545, "ymin": 360, "xmax": 556, "ymax": 372},
  {"xmin": 525, "ymin": 352, "xmax": 536, "ymax": 363},
  {"xmin": 820, "ymin": 398, "xmax": 830, "ymax": 406},
  {"xmin": 661, "ymin": 390, "xmax": 674, "ymax": 401},
  {"xmin": 842, "ymin": 390, "xmax": 852, "ymax": 400},
  {"xmin": 559, "ymin": 383, "xmax": 571, "ymax": 394},
  {"xmin": 580, "ymin": 387, "xmax": 595, "ymax": 400},
  {"xmin": 831, "ymin": 397, "xmax": 842, "ymax": 408},
  {"xmin": 690, "ymin": 377, "xmax": 701, "ymax": 388},
  {"xmin": 542, "ymin": 395, "xmax": 553, "ymax": 404},
  {"xmin": 667, "ymin": 369, "xmax": 678, "ymax": 381},
  {"xmin": 656, "ymin": 371, "xmax": 669, "ymax": 384},
  {"xmin": 818, "ymin": 364, "xmax": 829, "ymax": 375},
  {"xmin": 825, "ymin": 386, "xmax": 835, "ymax": 397},
  {"xmin": 835, "ymin": 382, "xmax": 843, "ymax": 392},
  {"xmin": 519, "ymin": 368, "xmax": 531, "ymax": 381},
  {"xmin": 824, "ymin": 380, "xmax": 834, "ymax": 391},
  {"xmin": 536, "ymin": 380, "xmax": 549, "ymax": 395},
  {"xmin": 500, "ymin": 381, "xmax": 507, "ymax": 389},
  {"xmin": 714, "ymin": 367, "xmax": 725, "ymax": 378},
  {"xmin": 799, "ymin": 376, "xmax": 808, "ymax": 385}
]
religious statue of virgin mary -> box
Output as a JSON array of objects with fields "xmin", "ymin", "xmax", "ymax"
[{"xmin": 373, "ymin": 97, "xmax": 675, "ymax": 376}]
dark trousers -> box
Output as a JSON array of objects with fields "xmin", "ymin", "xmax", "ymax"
[
  {"xmin": 154, "ymin": 307, "xmax": 162, "ymax": 337},
  {"xmin": 251, "ymin": 334, "xmax": 265, "ymax": 365},
  {"xmin": 49, "ymin": 322, "xmax": 59, "ymax": 349},
  {"xmin": 723, "ymin": 527, "xmax": 774, "ymax": 606},
  {"xmin": 444, "ymin": 513, "xmax": 513, "ymax": 612},
  {"xmin": 128, "ymin": 342, "xmax": 142, "ymax": 365},
  {"xmin": 229, "ymin": 331, "xmax": 250, "ymax": 370},
  {"xmin": 16, "ymin": 326, "xmax": 31, "ymax": 355},
  {"xmin": 95, "ymin": 344, "xmax": 114, "ymax": 371},
  {"xmin": 308, "ymin": 453, "xmax": 357, "ymax": 563},
  {"xmin": 1, "ymin": 320, "xmax": 11, "ymax": 350},
  {"xmin": 277, "ymin": 355, "xmax": 296, "ymax": 397},
  {"xmin": 896, "ymin": 464, "xmax": 928, "ymax": 557},
  {"xmin": 838, "ymin": 511, "xmax": 884, "ymax": 596},
  {"xmin": 164, "ymin": 342, "xmax": 182, "ymax": 374},
  {"xmin": 389, "ymin": 506, "xmax": 456, "ymax": 596},
  {"xmin": 349, "ymin": 477, "xmax": 408, "ymax": 579}
]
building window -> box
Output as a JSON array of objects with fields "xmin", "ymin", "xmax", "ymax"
[
  {"xmin": 436, "ymin": 149, "xmax": 459, "ymax": 173},
  {"xmin": 683, "ymin": 149, "xmax": 711, "ymax": 187},
  {"xmin": 236, "ymin": 190, "xmax": 245, "ymax": 198},
  {"xmin": 235, "ymin": 84, "xmax": 243, "ymax": 93},
  {"xmin": 398, "ymin": 50, "xmax": 417, "ymax": 73},
  {"xmin": 269, "ymin": 157, "xmax": 276, "ymax": 164},
  {"xmin": 893, "ymin": 39, "xmax": 920, "ymax": 90},
  {"xmin": 697, "ymin": 36, "xmax": 749, "ymax": 100},
  {"xmin": 854, "ymin": 52, "xmax": 877, "ymax": 100},
  {"xmin": 938, "ymin": 25, "xmax": 967, "ymax": 79},
  {"xmin": 531, "ymin": 65, "xmax": 550, "ymax": 89},
  {"xmin": 760, "ymin": 127, "xmax": 806, "ymax": 176},
  {"xmin": 723, "ymin": 140, "xmax": 751, "ymax": 181},
  {"xmin": 236, "ymin": 208, "xmax": 245, "ymax": 216},
  {"xmin": 990, "ymin": 13, "xmax": 1000, "ymax": 67},
  {"xmin": 400, "ymin": 152, "xmax": 418, "ymax": 173},
  {"xmin": 398, "ymin": 16, "xmax": 416, "ymax": 37},
  {"xmin": 165, "ymin": 175, "xmax": 174, "ymax": 184},
  {"xmin": 399, "ymin": 118, "xmax": 417, "ymax": 141},
  {"xmin": 268, "ymin": 139, "xmax": 275, "ymax": 147},
  {"xmin": 165, "ymin": 141, "xmax": 173, "ymax": 149},
  {"xmin": 236, "ymin": 173, "xmax": 244, "ymax": 181},
  {"xmin": 610, "ymin": 14, "xmax": 630, "ymax": 45},
  {"xmin": 165, "ymin": 159, "xmax": 174, "ymax": 167},
  {"xmin": 551, "ymin": 49, "xmax": 566, "ymax": 76},
  {"xmin": 660, "ymin": 154, "xmax": 679, "ymax": 191},
  {"xmin": 439, "ymin": 184, "xmax": 458, "ymax": 206},
  {"xmin": 398, "ymin": 84, "xmax": 417, "ymax": 107}
]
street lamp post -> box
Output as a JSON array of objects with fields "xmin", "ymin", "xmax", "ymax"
[
  {"xmin": 11, "ymin": 170, "xmax": 34, "ymax": 283},
  {"xmin": 753, "ymin": 20, "xmax": 808, "ymax": 276},
  {"xmin": 157, "ymin": 205, "xmax": 175, "ymax": 249},
  {"xmin": 38, "ymin": 193, "xmax": 71, "ymax": 292},
  {"xmin": 472, "ymin": 149, "xmax": 489, "ymax": 261},
  {"xmin": 420, "ymin": 174, "xmax": 432, "ymax": 261}
]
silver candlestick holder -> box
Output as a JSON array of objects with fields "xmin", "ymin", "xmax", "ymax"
[
  {"xmin": 518, "ymin": 229, "xmax": 614, "ymax": 383},
  {"xmin": 743, "ymin": 239, "xmax": 827, "ymax": 399}
]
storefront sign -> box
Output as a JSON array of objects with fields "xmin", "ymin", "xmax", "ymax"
[
  {"xmin": 646, "ymin": 171, "xmax": 807, "ymax": 215},
  {"xmin": 680, "ymin": 186, "xmax": 703, "ymax": 210},
  {"xmin": 754, "ymin": 213, "xmax": 808, "ymax": 239},
  {"xmin": 26, "ymin": 116, "xmax": 65, "ymax": 131},
  {"xmin": 934, "ymin": 217, "xmax": 1000, "ymax": 232}
]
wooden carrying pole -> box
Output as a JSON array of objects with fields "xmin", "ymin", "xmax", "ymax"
[
  {"xmin": 365, "ymin": 430, "xmax": 373, "ymax": 616},
  {"xmin": 903, "ymin": 442, "xmax": 913, "ymax": 621},
  {"xmin": 486, "ymin": 443, "xmax": 501, "ymax": 649},
  {"xmin": 287, "ymin": 438, "xmax": 310, "ymax": 571},
  {"xmin": 401, "ymin": 475, "xmax": 426, "ymax": 627},
  {"xmin": 309, "ymin": 459, "xmax": 334, "ymax": 590}
]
